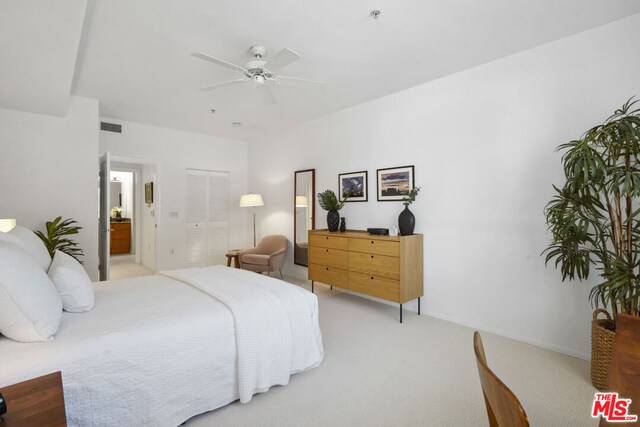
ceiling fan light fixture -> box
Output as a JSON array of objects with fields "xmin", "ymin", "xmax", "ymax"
[{"xmin": 253, "ymin": 75, "xmax": 265, "ymax": 85}]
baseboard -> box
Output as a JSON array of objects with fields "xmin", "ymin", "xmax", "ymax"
[
  {"xmin": 288, "ymin": 277, "xmax": 591, "ymax": 361},
  {"xmin": 425, "ymin": 310, "xmax": 591, "ymax": 361}
]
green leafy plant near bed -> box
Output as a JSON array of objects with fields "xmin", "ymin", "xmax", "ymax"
[
  {"xmin": 544, "ymin": 98, "xmax": 640, "ymax": 318},
  {"xmin": 35, "ymin": 216, "xmax": 84, "ymax": 263}
]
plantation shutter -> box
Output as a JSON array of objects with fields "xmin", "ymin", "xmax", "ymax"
[{"xmin": 185, "ymin": 169, "xmax": 229, "ymax": 267}]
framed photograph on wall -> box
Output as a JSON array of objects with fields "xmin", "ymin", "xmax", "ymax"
[
  {"xmin": 339, "ymin": 171, "xmax": 368, "ymax": 202},
  {"xmin": 376, "ymin": 165, "xmax": 414, "ymax": 201}
]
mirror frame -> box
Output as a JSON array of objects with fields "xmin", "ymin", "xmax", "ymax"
[{"xmin": 294, "ymin": 169, "xmax": 316, "ymax": 267}]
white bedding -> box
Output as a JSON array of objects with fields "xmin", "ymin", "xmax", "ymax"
[
  {"xmin": 0, "ymin": 266, "xmax": 324, "ymax": 426},
  {"xmin": 161, "ymin": 267, "xmax": 323, "ymax": 403}
]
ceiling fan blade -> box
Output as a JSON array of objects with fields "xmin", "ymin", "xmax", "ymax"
[
  {"xmin": 256, "ymin": 84, "xmax": 276, "ymax": 105},
  {"xmin": 264, "ymin": 48, "xmax": 301, "ymax": 72},
  {"xmin": 191, "ymin": 52, "xmax": 247, "ymax": 73},
  {"xmin": 198, "ymin": 78, "xmax": 249, "ymax": 91},
  {"xmin": 275, "ymin": 76, "xmax": 326, "ymax": 90}
]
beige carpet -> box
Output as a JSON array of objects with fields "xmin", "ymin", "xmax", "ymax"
[
  {"xmin": 109, "ymin": 262, "xmax": 154, "ymax": 280},
  {"xmin": 187, "ymin": 280, "xmax": 597, "ymax": 426}
]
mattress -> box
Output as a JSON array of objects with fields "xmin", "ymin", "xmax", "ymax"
[{"xmin": 0, "ymin": 268, "xmax": 323, "ymax": 426}]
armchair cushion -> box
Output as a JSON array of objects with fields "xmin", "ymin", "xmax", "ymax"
[{"xmin": 241, "ymin": 254, "xmax": 270, "ymax": 266}]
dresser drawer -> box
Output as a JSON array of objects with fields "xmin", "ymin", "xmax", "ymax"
[
  {"xmin": 309, "ymin": 263, "xmax": 349, "ymax": 289},
  {"xmin": 310, "ymin": 246, "xmax": 348, "ymax": 269},
  {"xmin": 349, "ymin": 238, "xmax": 399, "ymax": 257},
  {"xmin": 349, "ymin": 251, "xmax": 399, "ymax": 280},
  {"xmin": 309, "ymin": 234, "xmax": 349, "ymax": 250},
  {"xmin": 349, "ymin": 271, "xmax": 400, "ymax": 302}
]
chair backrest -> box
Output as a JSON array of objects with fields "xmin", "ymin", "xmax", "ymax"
[
  {"xmin": 256, "ymin": 235, "xmax": 288, "ymax": 254},
  {"xmin": 473, "ymin": 331, "xmax": 529, "ymax": 427}
]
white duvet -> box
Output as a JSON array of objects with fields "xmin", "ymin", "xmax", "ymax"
[{"xmin": 0, "ymin": 266, "xmax": 324, "ymax": 426}]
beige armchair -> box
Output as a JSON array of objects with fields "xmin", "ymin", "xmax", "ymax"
[{"xmin": 237, "ymin": 235, "xmax": 288, "ymax": 278}]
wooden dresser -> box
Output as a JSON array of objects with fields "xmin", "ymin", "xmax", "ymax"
[
  {"xmin": 110, "ymin": 220, "xmax": 131, "ymax": 255},
  {"xmin": 308, "ymin": 229, "xmax": 423, "ymax": 322}
]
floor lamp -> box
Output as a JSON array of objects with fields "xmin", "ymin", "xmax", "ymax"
[{"xmin": 239, "ymin": 193, "xmax": 264, "ymax": 246}]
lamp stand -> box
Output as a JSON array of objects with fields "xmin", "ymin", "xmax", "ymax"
[{"xmin": 252, "ymin": 208, "xmax": 257, "ymax": 247}]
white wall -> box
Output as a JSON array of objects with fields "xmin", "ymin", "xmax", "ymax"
[
  {"xmin": 0, "ymin": 96, "xmax": 100, "ymax": 279},
  {"xmin": 99, "ymin": 120, "xmax": 249, "ymax": 271},
  {"xmin": 248, "ymin": 14, "xmax": 640, "ymax": 358}
]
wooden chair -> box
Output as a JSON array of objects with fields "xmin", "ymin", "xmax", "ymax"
[{"xmin": 473, "ymin": 331, "xmax": 529, "ymax": 427}]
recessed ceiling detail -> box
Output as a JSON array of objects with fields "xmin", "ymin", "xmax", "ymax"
[{"xmin": 71, "ymin": 0, "xmax": 640, "ymax": 140}]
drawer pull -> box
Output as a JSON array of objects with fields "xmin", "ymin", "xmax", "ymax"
[
  {"xmin": 326, "ymin": 267, "xmax": 329, "ymax": 271},
  {"xmin": 326, "ymin": 237, "xmax": 329, "ymax": 240},
  {"xmin": 326, "ymin": 249, "xmax": 329, "ymax": 252},
  {"xmin": 371, "ymin": 276, "xmax": 374, "ymax": 280},
  {"xmin": 371, "ymin": 241, "xmax": 374, "ymax": 244},
  {"xmin": 371, "ymin": 255, "xmax": 374, "ymax": 259}
]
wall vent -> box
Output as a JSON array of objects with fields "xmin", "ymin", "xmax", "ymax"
[{"xmin": 100, "ymin": 122, "xmax": 122, "ymax": 133}]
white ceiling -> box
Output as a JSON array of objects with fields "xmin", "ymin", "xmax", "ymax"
[
  {"xmin": 8, "ymin": 1, "xmax": 640, "ymax": 140},
  {"xmin": 0, "ymin": 0, "xmax": 87, "ymax": 116}
]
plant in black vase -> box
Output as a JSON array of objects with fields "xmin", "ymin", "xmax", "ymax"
[
  {"xmin": 399, "ymin": 187, "xmax": 421, "ymax": 236},
  {"xmin": 318, "ymin": 189, "xmax": 346, "ymax": 232}
]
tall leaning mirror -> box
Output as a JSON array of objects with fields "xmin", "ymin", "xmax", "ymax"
[{"xmin": 294, "ymin": 169, "xmax": 315, "ymax": 266}]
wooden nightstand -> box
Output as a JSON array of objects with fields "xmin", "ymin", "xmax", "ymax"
[{"xmin": 0, "ymin": 372, "xmax": 67, "ymax": 426}]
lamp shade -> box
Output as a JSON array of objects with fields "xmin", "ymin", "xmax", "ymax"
[
  {"xmin": 0, "ymin": 219, "xmax": 16, "ymax": 233},
  {"xmin": 295, "ymin": 196, "xmax": 308, "ymax": 207},
  {"xmin": 239, "ymin": 193, "xmax": 264, "ymax": 207}
]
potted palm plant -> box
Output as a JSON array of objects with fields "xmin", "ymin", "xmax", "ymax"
[
  {"xmin": 34, "ymin": 216, "xmax": 84, "ymax": 263},
  {"xmin": 317, "ymin": 189, "xmax": 346, "ymax": 232},
  {"xmin": 543, "ymin": 98, "xmax": 640, "ymax": 390}
]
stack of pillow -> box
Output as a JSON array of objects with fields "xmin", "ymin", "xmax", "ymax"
[{"xmin": 0, "ymin": 225, "xmax": 94, "ymax": 342}]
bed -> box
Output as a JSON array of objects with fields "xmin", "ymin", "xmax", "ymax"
[{"xmin": 0, "ymin": 266, "xmax": 324, "ymax": 426}]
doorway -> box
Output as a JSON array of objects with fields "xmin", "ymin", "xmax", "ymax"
[{"xmin": 98, "ymin": 153, "xmax": 158, "ymax": 280}]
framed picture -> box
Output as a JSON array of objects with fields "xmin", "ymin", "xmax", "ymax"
[
  {"xmin": 145, "ymin": 182, "xmax": 154, "ymax": 204},
  {"xmin": 339, "ymin": 171, "xmax": 368, "ymax": 202},
  {"xmin": 376, "ymin": 165, "xmax": 415, "ymax": 201}
]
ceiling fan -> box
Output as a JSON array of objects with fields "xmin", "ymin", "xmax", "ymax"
[{"xmin": 191, "ymin": 45, "xmax": 325, "ymax": 105}]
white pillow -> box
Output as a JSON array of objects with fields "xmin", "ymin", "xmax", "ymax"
[
  {"xmin": 0, "ymin": 240, "xmax": 62, "ymax": 342},
  {"xmin": 48, "ymin": 250, "xmax": 94, "ymax": 313},
  {"xmin": 0, "ymin": 225, "xmax": 52, "ymax": 271}
]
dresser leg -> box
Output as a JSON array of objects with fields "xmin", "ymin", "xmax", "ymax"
[
  {"xmin": 311, "ymin": 281, "xmax": 314, "ymax": 293},
  {"xmin": 400, "ymin": 304, "xmax": 403, "ymax": 323},
  {"xmin": 418, "ymin": 297, "xmax": 421, "ymax": 315},
  {"xmin": 330, "ymin": 285, "xmax": 333, "ymax": 290}
]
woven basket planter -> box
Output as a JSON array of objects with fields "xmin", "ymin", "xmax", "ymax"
[{"xmin": 591, "ymin": 308, "xmax": 616, "ymax": 391}]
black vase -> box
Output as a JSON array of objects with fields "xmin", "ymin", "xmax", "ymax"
[
  {"xmin": 398, "ymin": 205, "xmax": 415, "ymax": 236},
  {"xmin": 327, "ymin": 210, "xmax": 340, "ymax": 232},
  {"xmin": 339, "ymin": 217, "xmax": 346, "ymax": 232}
]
